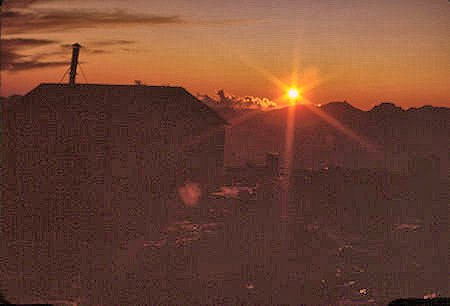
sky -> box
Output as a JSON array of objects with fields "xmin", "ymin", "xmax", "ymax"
[{"xmin": 1, "ymin": 0, "xmax": 449, "ymax": 110}]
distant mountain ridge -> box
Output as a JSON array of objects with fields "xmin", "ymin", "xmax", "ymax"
[
  {"xmin": 220, "ymin": 101, "xmax": 449, "ymax": 178},
  {"xmin": 210, "ymin": 100, "xmax": 449, "ymax": 121},
  {"xmin": 321, "ymin": 101, "xmax": 363, "ymax": 112},
  {"xmin": 321, "ymin": 101, "xmax": 449, "ymax": 114},
  {"xmin": 370, "ymin": 102, "xmax": 404, "ymax": 113}
]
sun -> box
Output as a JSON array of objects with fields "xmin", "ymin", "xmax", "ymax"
[{"xmin": 288, "ymin": 88, "xmax": 299, "ymax": 99}]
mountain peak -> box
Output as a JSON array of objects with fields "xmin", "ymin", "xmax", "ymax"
[
  {"xmin": 321, "ymin": 101, "xmax": 363, "ymax": 113},
  {"xmin": 370, "ymin": 102, "xmax": 404, "ymax": 113}
]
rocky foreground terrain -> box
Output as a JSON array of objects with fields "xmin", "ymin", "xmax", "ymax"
[{"xmin": 2, "ymin": 167, "xmax": 447, "ymax": 305}]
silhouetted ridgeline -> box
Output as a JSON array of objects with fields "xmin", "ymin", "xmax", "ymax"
[{"xmin": 221, "ymin": 101, "xmax": 448, "ymax": 179}]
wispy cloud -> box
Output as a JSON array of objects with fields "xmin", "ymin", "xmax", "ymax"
[
  {"xmin": 1, "ymin": 38, "xmax": 68, "ymax": 71},
  {"xmin": 1, "ymin": 3, "xmax": 263, "ymax": 70},
  {"xmin": 198, "ymin": 89, "xmax": 277, "ymax": 110},
  {"xmin": 3, "ymin": 8, "xmax": 184, "ymax": 34},
  {"xmin": 2, "ymin": 3, "xmax": 263, "ymax": 35},
  {"xmin": 58, "ymin": 40, "xmax": 137, "ymax": 55},
  {"xmin": 3, "ymin": 0, "xmax": 60, "ymax": 10},
  {"xmin": 2, "ymin": 39, "xmax": 135, "ymax": 71},
  {"xmin": 5, "ymin": 60, "xmax": 69, "ymax": 71},
  {"xmin": 85, "ymin": 49, "xmax": 110, "ymax": 54},
  {"xmin": 59, "ymin": 44, "xmax": 108, "ymax": 55},
  {"xmin": 190, "ymin": 18, "xmax": 268, "ymax": 26},
  {"xmin": 89, "ymin": 40, "xmax": 136, "ymax": 47},
  {"xmin": 2, "ymin": 38, "xmax": 58, "ymax": 48}
]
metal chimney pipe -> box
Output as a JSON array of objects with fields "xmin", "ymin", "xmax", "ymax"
[
  {"xmin": 69, "ymin": 43, "xmax": 81, "ymax": 85},
  {"xmin": 0, "ymin": 0, "xmax": 4, "ymax": 96}
]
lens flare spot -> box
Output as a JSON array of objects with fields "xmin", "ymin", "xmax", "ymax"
[{"xmin": 178, "ymin": 182, "xmax": 201, "ymax": 207}]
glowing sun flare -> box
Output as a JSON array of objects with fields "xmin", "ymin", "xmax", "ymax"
[{"xmin": 288, "ymin": 88, "xmax": 299, "ymax": 99}]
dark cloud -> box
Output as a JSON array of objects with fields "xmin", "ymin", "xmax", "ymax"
[
  {"xmin": 1, "ymin": 11, "xmax": 26, "ymax": 18},
  {"xmin": 2, "ymin": 3, "xmax": 259, "ymax": 35},
  {"xmin": 198, "ymin": 90, "xmax": 277, "ymax": 110},
  {"xmin": 3, "ymin": 0, "xmax": 60, "ymax": 9},
  {"xmin": 1, "ymin": 49, "xmax": 27, "ymax": 70},
  {"xmin": 59, "ymin": 43, "xmax": 75, "ymax": 49},
  {"xmin": 120, "ymin": 47, "xmax": 148, "ymax": 54},
  {"xmin": 3, "ymin": 8, "xmax": 184, "ymax": 34},
  {"xmin": 86, "ymin": 49, "xmax": 110, "ymax": 54},
  {"xmin": 37, "ymin": 50, "xmax": 69, "ymax": 59},
  {"xmin": 1, "ymin": 38, "xmax": 66, "ymax": 71},
  {"xmin": 59, "ymin": 40, "xmax": 135, "ymax": 54},
  {"xmin": 59, "ymin": 43, "xmax": 117, "ymax": 56},
  {"xmin": 2, "ymin": 38, "xmax": 58, "ymax": 49},
  {"xmin": 0, "ymin": 37, "xmax": 111, "ymax": 72},
  {"xmin": 59, "ymin": 40, "xmax": 135, "ymax": 49},
  {"xmin": 1, "ymin": 48, "xmax": 68, "ymax": 71},
  {"xmin": 5, "ymin": 60, "xmax": 69, "ymax": 71},
  {"xmin": 90, "ymin": 40, "xmax": 136, "ymax": 47},
  {"xmin": 59, "ymin": 40, "xmax": 135, "ymax": 55}
]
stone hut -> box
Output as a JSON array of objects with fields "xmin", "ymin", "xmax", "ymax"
[{"xmin": 2, "ymin": 83, "xmax": 228, "ymax": 244}]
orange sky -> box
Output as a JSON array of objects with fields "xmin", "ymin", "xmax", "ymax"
[{"xmin": 1, "ymin": 0, "xmax": 449, "ymax": 110}]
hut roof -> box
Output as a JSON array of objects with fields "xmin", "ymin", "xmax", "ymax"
[{"xmin": 12, "ymin": 83, "xmax": 228, "ymax": 127}]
